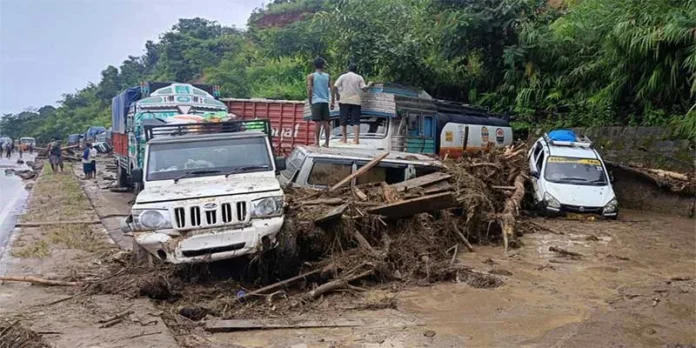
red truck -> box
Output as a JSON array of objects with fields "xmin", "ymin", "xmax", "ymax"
[{"xmin": 222, "ymin": 98, "xmax": 315, "ymax": 156}]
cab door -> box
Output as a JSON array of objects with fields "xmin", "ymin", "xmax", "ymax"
[{"xmin": 529, "ymin": 140, "xmax": 546, "ymax": 202}]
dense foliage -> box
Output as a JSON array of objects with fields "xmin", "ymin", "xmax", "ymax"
[{"xmin": 2, "ymin": 0, "xmax": 694, "ymax": 143}]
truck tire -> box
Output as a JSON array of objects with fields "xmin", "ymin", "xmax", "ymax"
[{"xmin": 118, "ymin": 165, "xmax": 130, "ymax": 188}]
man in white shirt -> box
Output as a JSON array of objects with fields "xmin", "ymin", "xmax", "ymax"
[{"xmin": 333, "ymin": 63, "xmax": 373, "ymax": 144}]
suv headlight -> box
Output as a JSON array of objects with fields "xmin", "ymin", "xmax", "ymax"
[
  {"xmin": 251, "ymin": 196, "xmax": 284, "ymax": 218},
  {"xmin": 133, "ymin": 209, "xmax": 172, "ymax": 229},
  {"xmin": 544, "ymin": 192, "xmax": 561, "ymax": 209},
  {"xmin": 603, "ymin": 198, "xmax": 618, "ymax": 214}
]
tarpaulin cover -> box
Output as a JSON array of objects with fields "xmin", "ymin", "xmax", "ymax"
[
  {"xmin": 111, "ymin": 87, "xmax": 141, "ymax": 134},
  {"xmin": 86, "ymin": 126, "xmax": 106, "ymax": 138},
  {"xmin": 548, "ymin": 129, "xmax": 576, "ymax": 142}
]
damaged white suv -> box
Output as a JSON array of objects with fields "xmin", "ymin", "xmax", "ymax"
[
  {"xmin": 121, "ymin": 120, "xmax": 286, "ymax": 263},
  {"xmin": 528, "ymin": 130, "xmax": 618, "ymax": 219}
]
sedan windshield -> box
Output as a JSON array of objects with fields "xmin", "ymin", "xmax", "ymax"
[
  {"xmin": 147, "ymin": 137, "xmax": 271, "ymax": 181},
  {"xmin": 544, "ymin": 156, "xmax": 608, "ymax": 186}
]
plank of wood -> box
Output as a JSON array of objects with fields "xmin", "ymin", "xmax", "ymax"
[
  {"xmin": 315, "ymin": 204, "xmax": 348, "ymax": 224},
  {"xmin": 301, "ymin": 198, "xmax": 344, "ymax": 206},
  {"xmin": 329, "ymin": 152, "xmax": 389, "ymax": 192},
  {"xmin": 0, "ymin": 276, "xmax": 78, "ymax": 286},
  {"xmin": 367, "ymin": 192, "xmax": 458, "ymax": 219},
  {"xmin": 389, "ymin": 172, "xmax": 451, "ymax": 192},
  {"xmin": 16, "ymin": 220, "xmax": 101, "ymax": 227},
  {"xmin": 422, "ymin": 181, "xmax": 453, "ymax": 195},
  {"xmin": 205, "ymin": 318, "xmax": 367, "ymax": 332}
]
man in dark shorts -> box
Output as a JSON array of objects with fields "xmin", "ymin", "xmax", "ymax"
[
  {"xmin": 307, "ymin": 57, "xmax": 333, "ymax": 147},
  {"xmin": 48, "ymin": 137, "xmax": 64, "ymax": 173},
  {"xmin": 333, "ymin": 63, "xmax": 373, "ymax": 144}
]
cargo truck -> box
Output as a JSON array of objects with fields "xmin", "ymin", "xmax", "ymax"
[
  {"xmin": 223, "ymin": 83, "xmax": 512, "ymax": 159},
  {"xmin": 111, "ymin": 82, "xmax": 228, "ymax": 188}
]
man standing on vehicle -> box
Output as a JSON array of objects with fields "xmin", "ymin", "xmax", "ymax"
[
  {"xmin": 307, "ymin": 57, "xmax": 333, "ymax": 147},
  {"xmin": 334, "ymin": 63, "xmax": 373, "ymax": 144}
]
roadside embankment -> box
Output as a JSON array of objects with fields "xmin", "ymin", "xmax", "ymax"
[{"xmin": 0, "ymin": 163, "xmax": 178, "ymax": 348}]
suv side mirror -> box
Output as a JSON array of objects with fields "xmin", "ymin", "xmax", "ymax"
[
  {"xmin": 275, "ymin": 157, "xmax": 286, "ymax": 172},
  {"xmin": 609, "ymin": 171, "xmax": 616, "ymax": 183},
  {"xmin": 131, "ymin": 168, "xmax": 144, "ymax": 185},
  {"xmin": 530, "ymin": 171, "xmax": 540, "ymax": 179}
]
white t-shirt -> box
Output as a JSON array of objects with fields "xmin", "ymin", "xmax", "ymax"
[
  {"xmin": 89, "ymin": 148, "xmax": 97, "ymax": 161},
  {"xmin": 334, "ymin": 72, "xmax": 367, "ymax": 105}
]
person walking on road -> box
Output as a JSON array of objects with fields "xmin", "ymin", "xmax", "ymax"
[
  {"xmin": 307, "ymin": 57, "xmax": 333, "ymax": 147},
  {"xmin": 48, "ymin": 137, "xmax": 64, "ymax": 173},
  {"xmin": 82, "ymin": 143, "xmax": 93, "ymax": 179},
  {"xmin": 89, "ymin": 143, "xmax": 98, "ymax": 179},
  {"xmin": 333, "ymin": 63, "xmax": 373, "ymax": 144}
]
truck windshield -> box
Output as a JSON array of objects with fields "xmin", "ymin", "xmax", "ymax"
[
  {"xmin": 544, "ymin": 156, "xmax": 607, "ymax": 186},
  {"xmin": 330, "ymin": 117, "xmax": 388, "ymax": 139},
  {"xmin": 146, "ymin": 137, "xmax": 272, "ymax": 181}
]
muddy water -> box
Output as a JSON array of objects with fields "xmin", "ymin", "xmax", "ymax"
[
  {"xmin": 0, "ymin": 153, "xmax": 34, "ymax": 269},
  {"xmin": 398, "ymin": 210, "xmax": 696, "ymax": 347}
]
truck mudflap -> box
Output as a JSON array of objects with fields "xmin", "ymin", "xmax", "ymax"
[{"xmin": 134, "ymin": 216, "xmax": 284, "ymax": 264}]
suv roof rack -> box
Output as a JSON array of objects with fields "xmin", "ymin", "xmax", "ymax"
[
  {"xmin": 143, "ymin": 119, "xmax": 272, "ymax": 144},
  {"xmin": 543, "ymin": 132, "xmax": 593, "ymax": 148}
]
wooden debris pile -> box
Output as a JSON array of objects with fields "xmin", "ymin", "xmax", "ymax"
[
  {"xmin": 0, "ymin": 319, "xmax": 50, "ymax": 348},
  {"xmin": 276, "ymin": 144, "xmax": 528, "ymax": 298}
]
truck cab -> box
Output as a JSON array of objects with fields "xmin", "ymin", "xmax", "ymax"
[
  {"xmin": 122, "ymin": 120, "xmax": 287, "ymax": 264},
  {"xmin": 528, "ymin": 130, "xmax": 618, "ymax": 219},
  {"xmin": 279, "ymin": 145, "xmax": 443, "ymax": 189}
]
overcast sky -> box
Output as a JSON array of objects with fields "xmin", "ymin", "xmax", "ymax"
[{"xmin": 0, "ymin": 0, "xmax": 265, "ymax": 115}]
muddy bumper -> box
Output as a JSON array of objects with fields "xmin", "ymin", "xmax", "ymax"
[{"xmin": 133, "ymin": 216, "xmax": 284, "ymax": 263}]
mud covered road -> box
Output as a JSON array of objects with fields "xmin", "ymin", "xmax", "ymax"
[
  {"xmin": 75, "ymin": 169, "xmax": 695, "ymax": 348},
  {"xmin": 1, "ymin": 159, "xmax": 693, "ymax": 348}
]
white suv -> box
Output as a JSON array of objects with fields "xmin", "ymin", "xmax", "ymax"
[{"xmin": 528, "ymin": 131, "xmax": 618, "ymax": 219}]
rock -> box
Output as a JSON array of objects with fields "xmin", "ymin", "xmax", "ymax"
[
  {"xmin": 646, "ymin": 328, "xmax": 657, "ymax": 335},
  {"xmin": 16, "ymin": 159, "xmax": 24, "ymax": 164},
  {"xmin": 423, "ymin": 330, "xmax": 436, "ymax": 338},
  {"xmin": 24, "ymin": 183, "xmax": 34, "ymax": 190},
  {"xmin": 489, "ymin": 268, "xmax": 513, "ymax": 276}
]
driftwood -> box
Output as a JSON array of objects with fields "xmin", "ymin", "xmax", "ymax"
[
  {"xmin": 0, "ymin": 276, "xmax": 78, "ymax": 286},
  {"xmin": 549, "ymin": 246, "xmax": 583, "ymax": 258},
  {"xmin": 381, "ymin": 182, "xmax": 398, "ymax": 203},
  {"xmin": 307, "ymin": 270, "xmax": 373, "ymax": 298},
  {"xmin": 235, "ymin": 267, "xmax": 326, "ymax": 302},
  {"xmin": 646, "ymin": 168, "xmax": 689, "ymax": 181},
  {"xmin": 352, "ymin": 186, "xmax": 368, "ymax": 201},
  {"xmin": 500, "ymin": 173, "xmax": 527, "ymax": 253},
  {"xmin": 206, "ymin": 318, "xmax": 367, "ymax": 332},
  {"xmin": 329, "ymin": 152, "xmax": 389, "ymax": 192},
  {"xmin": 15, "ymin": 220, "xmax": 101, "ymax": 227}
]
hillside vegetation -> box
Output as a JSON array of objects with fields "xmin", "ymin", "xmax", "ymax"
[{"xmin": 1, "ymin": 0, "xmax": 694, "ymax": 143}]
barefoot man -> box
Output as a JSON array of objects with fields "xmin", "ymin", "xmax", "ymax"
[
  {"xmin": 334, "ymin": 63, "xmax": 373, "ymax": 144},
  {"xmin": 307, "ymin": 57, "xmax": 333, "ymax": 147}
]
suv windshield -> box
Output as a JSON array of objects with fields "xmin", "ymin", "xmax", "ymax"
[
  {"xmin": 544, "ymin": 156, "xmax": 607, "ymax": 186},
  {"xmin": 330, "ymin": 117, "xmax": 388, "ymax": 139},
  {"xmin": 147, "ymin": 137, "xmax": 272, "ymax": 181}
]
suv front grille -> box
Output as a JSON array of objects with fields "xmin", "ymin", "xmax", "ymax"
[{"xmin": 173, "ymin": 201, "xmax": 248, "ymax": 230}]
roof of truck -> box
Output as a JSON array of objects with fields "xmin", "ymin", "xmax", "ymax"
[
  {"xmin": 147, "ymin": 131, "xmax": 267, "ymax": 144},
  {"xmin": 296, "ymin": 146, "xmax": 443, "ymax": 167}
]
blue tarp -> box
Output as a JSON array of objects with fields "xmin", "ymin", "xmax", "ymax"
[
  {"xmin": 111, "ymin": 87, "xmax": 141, "ymax": 134},
  {"xmin": 548, "ymin": 129, "xmax": 576, "ymax": 142}
]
